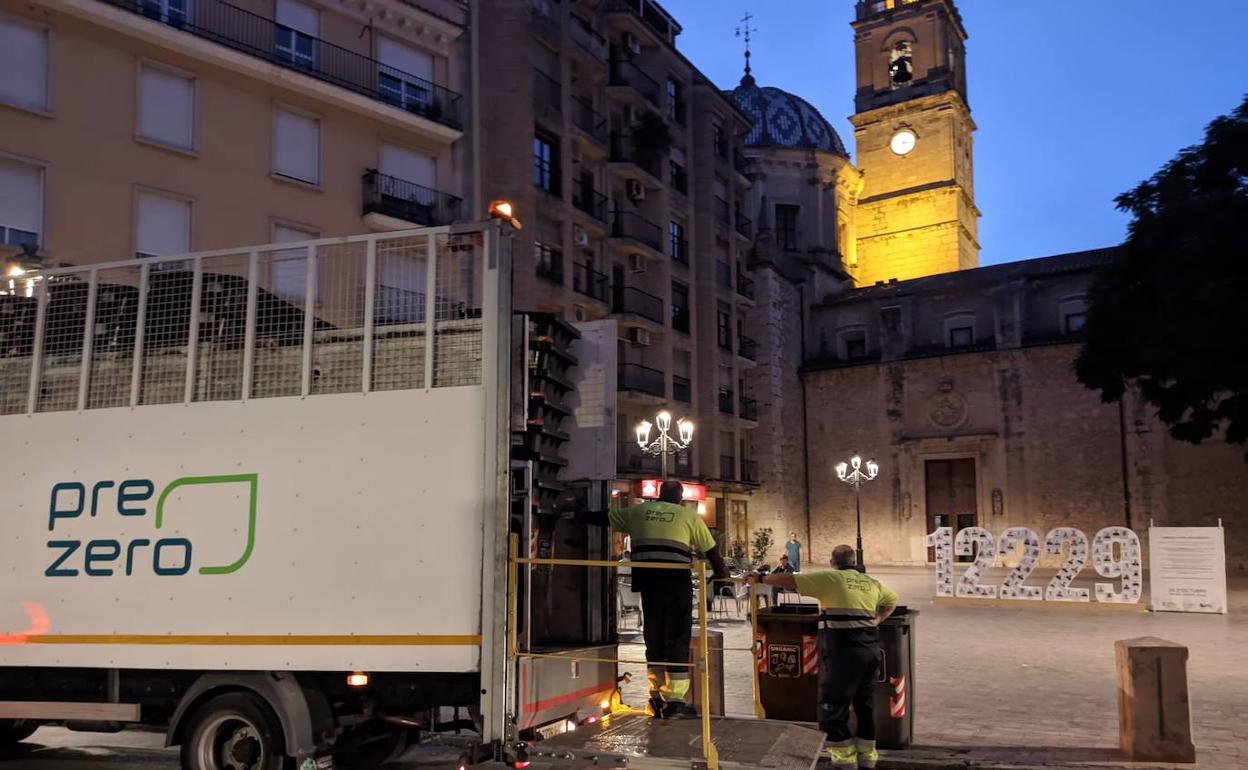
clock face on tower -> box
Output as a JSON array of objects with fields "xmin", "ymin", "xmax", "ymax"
[{"xmin": 890, "ymin": 129, "xmax": 917, "ymax": 156}]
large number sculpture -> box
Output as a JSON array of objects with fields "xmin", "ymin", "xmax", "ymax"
[{"xmin": 925, "ymin": 526, "xmax": 1143, "ymax": 604}]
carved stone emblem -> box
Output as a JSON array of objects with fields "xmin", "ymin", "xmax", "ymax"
[{"xmin": 929, "ymin": 380, "xmax": 968, "ymax": 429}]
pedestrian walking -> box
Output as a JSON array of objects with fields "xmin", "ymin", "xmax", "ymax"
[
  {"xmin": 785, "ymin": 532, "xmax": 803, "ymax": 572},
  {"xmin": 759, "ymin": 544, "xmax": 898, "ymax": 769},
  {"xmin": 570, "ymin": 481, "xmax": 729, "ymax": 718}
]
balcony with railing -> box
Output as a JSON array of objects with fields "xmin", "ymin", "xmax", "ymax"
[
  {"xmin": 103, "ymin": 0, "xmax": 463, "ymax": 129},
  {"xmin": 572, "ymin": 96, "xmax": 608, "ymax": 145},
  {"xmin": 610, "ymin": 210, "xmax": 663, "ymax": 252},
  {"xmin": 536, "ymin": 255, "xmax": 563, "ymax": 285},
  {"xmin": 609, "ymin": 132, "xmax": 662, "ymax": 180},
  {"xmin": 736, "ymin": 272, "xmax": 756, "ymax": 301},
  {"xmin": 362, "ymin": 170, "xmax": 460, "ymax": 227},
  {"xmin": 718, "ymin": 388, "xmax": 735, "ymax": 415},
  {"xmin": 673, "ymin": 374, "xmax": 691, "ymax": 403},
  {"xmin": 618, "ymin": 440, "xmax": 661, "ymax": 474},
  {"xmin": 572, "ymin": 262, "xmax": 609, "ymax": 303},
  {"xmin": 719, "ymin": 455, "xmax": 737, "ymax": 481},
  {"xmin": 612, "ymin": 285, "xmax": 664, "ymax": 325},
  {"xmin": 713, "ymin": 196, "xmax": 730, "ymax": 229},
  {"xmin": 618, "ymin": 362, "xmax": 665, "ymax": 398},
  {"xmin": 570, "ymin": 14, "xmax": 608, "ymax": 62},
  {"xmin": 738, "ymin": 334, "xmax": 757, "ymax": 361},
  {"xmin": 603, "ymin": 0, "xmax": 677, "ymax": 43},
  {"xmin": 608, "ymin": 58, "xmax": 661, "ymax": 105},
  {"xmin": 739, "ymin": 395, "xmax": 758, "ymax": 422},
  {"xmin": 572, "ymin": 183, "xmax": 608, "ymax": 223},
  {"xmin": 530, "ymin": 1, "xmax": 560, "ymax": 48}
]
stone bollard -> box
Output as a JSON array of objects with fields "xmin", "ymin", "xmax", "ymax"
[{"xmin": 1115, "ymin": 637, "xmax": 1196, "ymax": 763}]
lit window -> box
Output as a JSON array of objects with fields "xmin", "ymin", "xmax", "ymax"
[
  {"xmin": 138, "ymin": 64, "xmax": 195, "ymax": 150},
  {"xmin": 534, "ymin": 133, "xmax": 559, "ymax": 194},
  {"xmin": 0, "ymin": 18, "xmax": 49, "ymax": 111}
]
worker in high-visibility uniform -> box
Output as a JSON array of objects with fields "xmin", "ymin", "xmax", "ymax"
[
  {"xmin": 760, "ymin": 544, "xmax": 898, "ymax": 769},
  {"xmin": 572, "ymin": 480, "xmax": 728, "ymax": 718}
]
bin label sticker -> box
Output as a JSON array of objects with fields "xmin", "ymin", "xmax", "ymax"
[{"xmin": 767, "ymin": 643, "xmax": 801, "ymax": 678}]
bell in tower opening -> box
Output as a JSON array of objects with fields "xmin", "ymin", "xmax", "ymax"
[{"xmin": 889, "ymin": 41, "xmax": 913, "ymax": 87}]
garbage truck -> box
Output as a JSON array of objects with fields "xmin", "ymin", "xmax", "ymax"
[{"xmin": 0, "ymin": 222, "xmax": 825, "ymax": 769}]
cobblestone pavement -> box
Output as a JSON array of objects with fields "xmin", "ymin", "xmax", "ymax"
[{"xmin": 620, "ymin": 566, "xmax": 1248, "ymax": 768}]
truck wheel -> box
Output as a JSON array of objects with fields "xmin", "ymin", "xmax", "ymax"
[
  {"xmin": 0, "ymin": 721, "xmax": 38, "ymax": 745},
  {"xmin": 181, "ymin": 692, "xmax": 289, "ymax": 770}
]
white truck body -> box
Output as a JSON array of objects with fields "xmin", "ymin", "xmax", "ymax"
[{"xmin": 0, "ymin": 224, "xmax": 513, "ymax": 758}]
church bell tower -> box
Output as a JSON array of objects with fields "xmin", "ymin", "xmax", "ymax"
[{"xmin": 850, "ymin": 0, "xmax": 979, "ymax": 285}]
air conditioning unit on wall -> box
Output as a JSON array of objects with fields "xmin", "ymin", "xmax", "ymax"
[
  {"xmin": 624, "ymin": 32, "xmax": 642, "ymax": 56},
  {"xmin": 628, "ymin": 253, "xmax": 646, "ymax": 273},
  {"xmin": 626, "ymin": 179, "xmax": 645, "ymax": 201},
  {"xmin": 573, "ymin": 226, "xmax": 589, "ymax": 247},
  {"xmin": 626, "ymin": 327, "xmax": 651, "ymax": 346}
]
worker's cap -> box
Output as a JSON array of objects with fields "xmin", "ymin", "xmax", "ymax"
[{"xmin": 659, "ymin": 480, "xmax": 684, "ymax": 502}]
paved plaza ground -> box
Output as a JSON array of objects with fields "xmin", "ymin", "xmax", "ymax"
[
  {"xmin": 1, "ymin": 567, "xmax": 1243, "ymax": 769},
  {"xmin": 619, "ymin": 566, "xmax": 1248, "ymax": 769}
]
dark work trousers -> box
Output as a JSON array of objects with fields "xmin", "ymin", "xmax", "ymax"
[
  {"xmin": 817, "ymin": 627, "xmax": 881, "ymax": 742},
  {"xmin": 635, "ymin": 569, "xmax": 694, "ymax": 703}
]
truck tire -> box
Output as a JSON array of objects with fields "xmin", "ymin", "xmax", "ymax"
[
  {"xmin": 0, "ymin": 721, "xmax": 38, "ymax": 745},
  {"xmin": 181, "ymin": 692, "xmax": 290, "ymax": 770}
]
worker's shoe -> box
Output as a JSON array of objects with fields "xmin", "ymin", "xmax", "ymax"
[
  {"xmin": 646, "ymin": 696, "xmax": 665, "ymax": 719},
  {"xmin": 855, "ymin": 738, "xmax": 879, "ymax": 769},
  {"xmin": 660, "ymin": 702, "xmax": 699, "ymax": 720},
  {"xmin": 826, "ymin": 740, "xmax": 858, "ymax": 768}
]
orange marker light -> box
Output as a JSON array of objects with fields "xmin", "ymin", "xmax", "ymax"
[{"xmin": 347, "ymin": 672, "xmax": 369, "ymax": 688}]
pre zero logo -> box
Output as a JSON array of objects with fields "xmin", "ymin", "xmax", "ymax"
[{"xmin": 43, "ymin": 474, "xmax": 258, "ymax": 578}]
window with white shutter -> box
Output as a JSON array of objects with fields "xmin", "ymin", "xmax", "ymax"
[
  {"xmin": 377, "ymin": 37, "xmax": 434, "ymax": 113},
  {"xmin": 274, "ymin": 0, "xmax": 318, "ymax": 67},
  {"xmin": 0, "ymin": 18, "xmax": 49, "ymax": 111},
  {"xmin": 138, "ymin": 64, "xmax": 195, "ymax": 149},
  {"xmin": 270, "ymin": 223, "xmax": 317, "ymax": 301},
  {"xmin": 135, "ymin": 192, "xmax": 190, "ymax": 258},
  {"xmin": 273, "ymin": 108, "xmax": 320, "ymax": 184},
  {"xmin": 0, "ymin": 157, "xmax": 43, "ymax": 248}
]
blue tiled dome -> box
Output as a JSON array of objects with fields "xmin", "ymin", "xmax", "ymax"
[{"xmin": 729, "ymin": 76, "xmax": 848, "ymax": 156}]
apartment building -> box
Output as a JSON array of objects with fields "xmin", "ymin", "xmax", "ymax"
[
  {"xmin": 478, "ymin": 0, "xmax": 761, "ymax": 529},
  {"xmin": 0, "ymin": 0, "xmax": 468, "ymax": 281}
]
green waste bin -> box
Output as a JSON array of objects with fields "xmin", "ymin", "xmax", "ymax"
[
  {"xmin": 873, "ymin": 607, "xmax": 918, "ymax": 749},
  {"xmin": 756, "ymin": 604, "xmax": 821, "ymax": 721}
]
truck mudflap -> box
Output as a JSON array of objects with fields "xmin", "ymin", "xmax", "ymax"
[{"xmin": 528, "ymin": 712, "xmax": 825, "ymax": 770}]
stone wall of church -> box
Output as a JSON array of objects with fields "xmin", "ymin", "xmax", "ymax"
[
  {"xmin": 743, "ymin": 266, "xmax": 809, "ymax": 562},
  {"xmin": 802, "ymin": 344, "xmax": 1248, "ymax": 575}
]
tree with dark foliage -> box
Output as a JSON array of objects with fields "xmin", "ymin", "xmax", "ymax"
[{"xmin": 1075, "ymin": 96, "xmax": 1248, "ymax": 451}]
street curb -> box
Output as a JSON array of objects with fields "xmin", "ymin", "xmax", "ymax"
[{"xmin": 873, "ymin": 752, "xmax": 1194, "ymax": 770}]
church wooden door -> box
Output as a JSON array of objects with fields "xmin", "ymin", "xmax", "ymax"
[{"xmin": 925, "ymin": 458, "xmax": 978, "ymax": 562}]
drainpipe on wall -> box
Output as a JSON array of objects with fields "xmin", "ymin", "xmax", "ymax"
[
  {"xmin": 1118, "ymin": 396, "xmax": 1133, "ymax": 530},
  {"xmin": 799, "ymin": 283, "xmax": 814, "ymax": 552}
]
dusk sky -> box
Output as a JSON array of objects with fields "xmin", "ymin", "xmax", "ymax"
[{"xmin": 659, "ymin": 0, "xmax": 1248, "ymax": 265}]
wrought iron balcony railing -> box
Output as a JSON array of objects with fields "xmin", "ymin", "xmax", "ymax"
[
  {"xmin": 739, "ymin": 395, "xmax": 758, "ymax": 421},
  {"xmin": 611, "ymin": 285, "xmax": 664, "ymax": 324},
  {"xmin": 609, "ymin": 58, "xmax": 661, "ymax": 104},
  {"xmin": 609, "ymin": 132, "xmax": 662, "ymax": 179},
  {"xmin": 738, "ymin": 334, "xmax": 757, "ymax": 361},
  {"xmin": 105, "ymin": 0, "xmax": 463, "ymax": 128},
  {"xmin": 610, "ymin": 210, "xmax": 663, "ymax": 252},
  {"xmin": 572, "ymin": 184, "xmax": 608, "ymax": 222},
  {"xmin": 570, "ymin": 14, "xmax": 608, "ymax": 61},
  {"xmin": 362, "ymin": 170, "xmax": 460, "ymax": 227},
  {"xmin": 735, "ymin": 210, "xmax": 753, "ymax": 239},
  {"xmin": 572, "ymin": 96, "xmax": 608, "ymax": 144},
  {"xmin": 572, "ymin": 262, "xmax": 609, "ymax": 303},
  {"xmin": 736, "ymin": 272, "xmax": 756, "ymax": 301},
  {"xmin": 618, "ymin": 362, "xmax": 665, "ymax": 397},
  {"xmin": 719, "ymin": 455, "xmax": 737, "ymax": 481}
]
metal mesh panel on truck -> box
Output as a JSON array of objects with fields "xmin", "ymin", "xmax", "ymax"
[{"xmin": 0, "ymin": 227, "xmax": 492, "ymax": 415}]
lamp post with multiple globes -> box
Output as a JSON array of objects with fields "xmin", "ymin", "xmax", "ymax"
[{"xmin": 835, "ymin": 454, "xmax": 879, "ymax": 571}]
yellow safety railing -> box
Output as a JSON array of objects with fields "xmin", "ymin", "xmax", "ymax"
[{"xmin": 507, "ymin": 534, "xmax": 769, "ymax": 770}]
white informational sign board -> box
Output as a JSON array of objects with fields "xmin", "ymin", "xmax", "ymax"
[
  {"xmin": 565, "ymin": 319, "xmax": 618, "ymax": 481},
  {"xmin": 1149, "ymin": 526, "xmax": 1228, "ymax": 614}
]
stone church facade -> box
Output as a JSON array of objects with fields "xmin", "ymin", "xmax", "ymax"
[{"xmin": 728, "ymin": 0, "xmax": 1246, "ymax": 573}]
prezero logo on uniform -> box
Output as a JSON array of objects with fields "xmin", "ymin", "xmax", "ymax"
[{"xmin": 43, "ymin": 474, "xmax": 258, "ymax": 578}]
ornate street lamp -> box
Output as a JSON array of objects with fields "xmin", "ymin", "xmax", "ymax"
[
  {"xmin": 835, "ymin": 454, "xmax": 879, "ymax": 571},
  {"xmin": 635, "ymin": 410, "xmax": 694, "ymax": 480}
]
